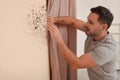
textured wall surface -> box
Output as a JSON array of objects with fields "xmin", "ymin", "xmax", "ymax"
[{"xmin": 0, "ymin": 0, "xmax": 50, "ymax": 80}]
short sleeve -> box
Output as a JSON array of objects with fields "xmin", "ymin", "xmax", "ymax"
[{"xmin": 89, "ymin": 43, "xmax": 116, "ymax": 65}]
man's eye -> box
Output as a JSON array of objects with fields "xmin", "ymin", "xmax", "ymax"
[{"xmin": 89, "ymin": 21, "xmax": 94, "ymax": 24}]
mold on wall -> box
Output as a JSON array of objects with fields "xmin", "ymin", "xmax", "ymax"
[{"xmin": 26, "ymin": 5, "xmax": 47, "ymax": 45}]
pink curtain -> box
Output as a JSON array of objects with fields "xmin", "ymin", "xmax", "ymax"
[{"xmin": 47, "ymin": 0, "xmax": 77, "ymax": 80}]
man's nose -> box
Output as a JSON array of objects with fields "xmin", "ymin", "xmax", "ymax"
[{"xmin": 84, "ymin": 22, "xmax": 88, "ymax": 27}]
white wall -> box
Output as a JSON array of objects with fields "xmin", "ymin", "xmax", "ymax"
[{"xmin": 76, "ymin": 0, "xmax": 120, "ymax": 80}]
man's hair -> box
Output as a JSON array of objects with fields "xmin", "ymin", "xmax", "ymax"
[{"xmin": 91, "ymin": 6, "xmax": 114, "ymax": 29}]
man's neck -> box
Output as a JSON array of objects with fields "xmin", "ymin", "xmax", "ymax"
[{"xmin": 94, "ymin": 31, "xmax": 108, "ymax": 41}]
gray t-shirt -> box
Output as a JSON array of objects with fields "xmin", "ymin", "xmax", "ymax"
[{"xmin": 85, "ymin": 33, "xmax": 117, "ymax": 80}]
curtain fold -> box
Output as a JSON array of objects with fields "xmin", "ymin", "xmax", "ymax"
[{"xmin": 47, "ymin": 0, "xmax": 77, "ymax": 80}]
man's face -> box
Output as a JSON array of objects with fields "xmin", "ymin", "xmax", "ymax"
[{"xmin": 84, "ymin": 12, "xmax": 103, "ymax": 37}]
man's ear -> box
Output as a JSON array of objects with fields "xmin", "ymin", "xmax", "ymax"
[{"xmin": 102, "ymin": 24, "xmax": 108, "ymax": 30}]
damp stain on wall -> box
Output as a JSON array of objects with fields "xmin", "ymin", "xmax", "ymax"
[{"xmin": 25, "ymin": 5, "xmax": 47, "ymax": 45}]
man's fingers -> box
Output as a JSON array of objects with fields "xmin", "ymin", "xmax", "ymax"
[
  {"xmin": 47, "ymin": 23, "xmax": 56, "ymax": 33},
  {"xmin": 48, "ymin": 22, "xmax": 58, "ymax": 30},
  {"xmin": 47, "ymin": 16, "xmax": 54, "ymax": 23}
]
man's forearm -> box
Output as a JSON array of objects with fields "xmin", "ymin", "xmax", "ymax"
[
  {"xmin": 54, "ymin": 16, "xmax": 75, "ymax": 26},
  {"xmin": 57, "ymin": 40, "xmax": 82, "ymax": 69},
  {"xmin": 54, "ymin": 16, "xmax": 85, "ymax": 31}
]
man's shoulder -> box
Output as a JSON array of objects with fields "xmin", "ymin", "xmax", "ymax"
[{"xmin": 104, "ymin": 33, "xmax": 117, "ymax": 45}]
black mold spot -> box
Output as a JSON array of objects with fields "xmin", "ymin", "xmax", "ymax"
[{"xmin": 27, "ymin": 5, "xmax": 47, "ymax": 45}]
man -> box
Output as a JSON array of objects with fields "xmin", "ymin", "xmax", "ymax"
[{"xmin": 47, "ymin": 6, "xmax": 117, "ymax": 80}]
